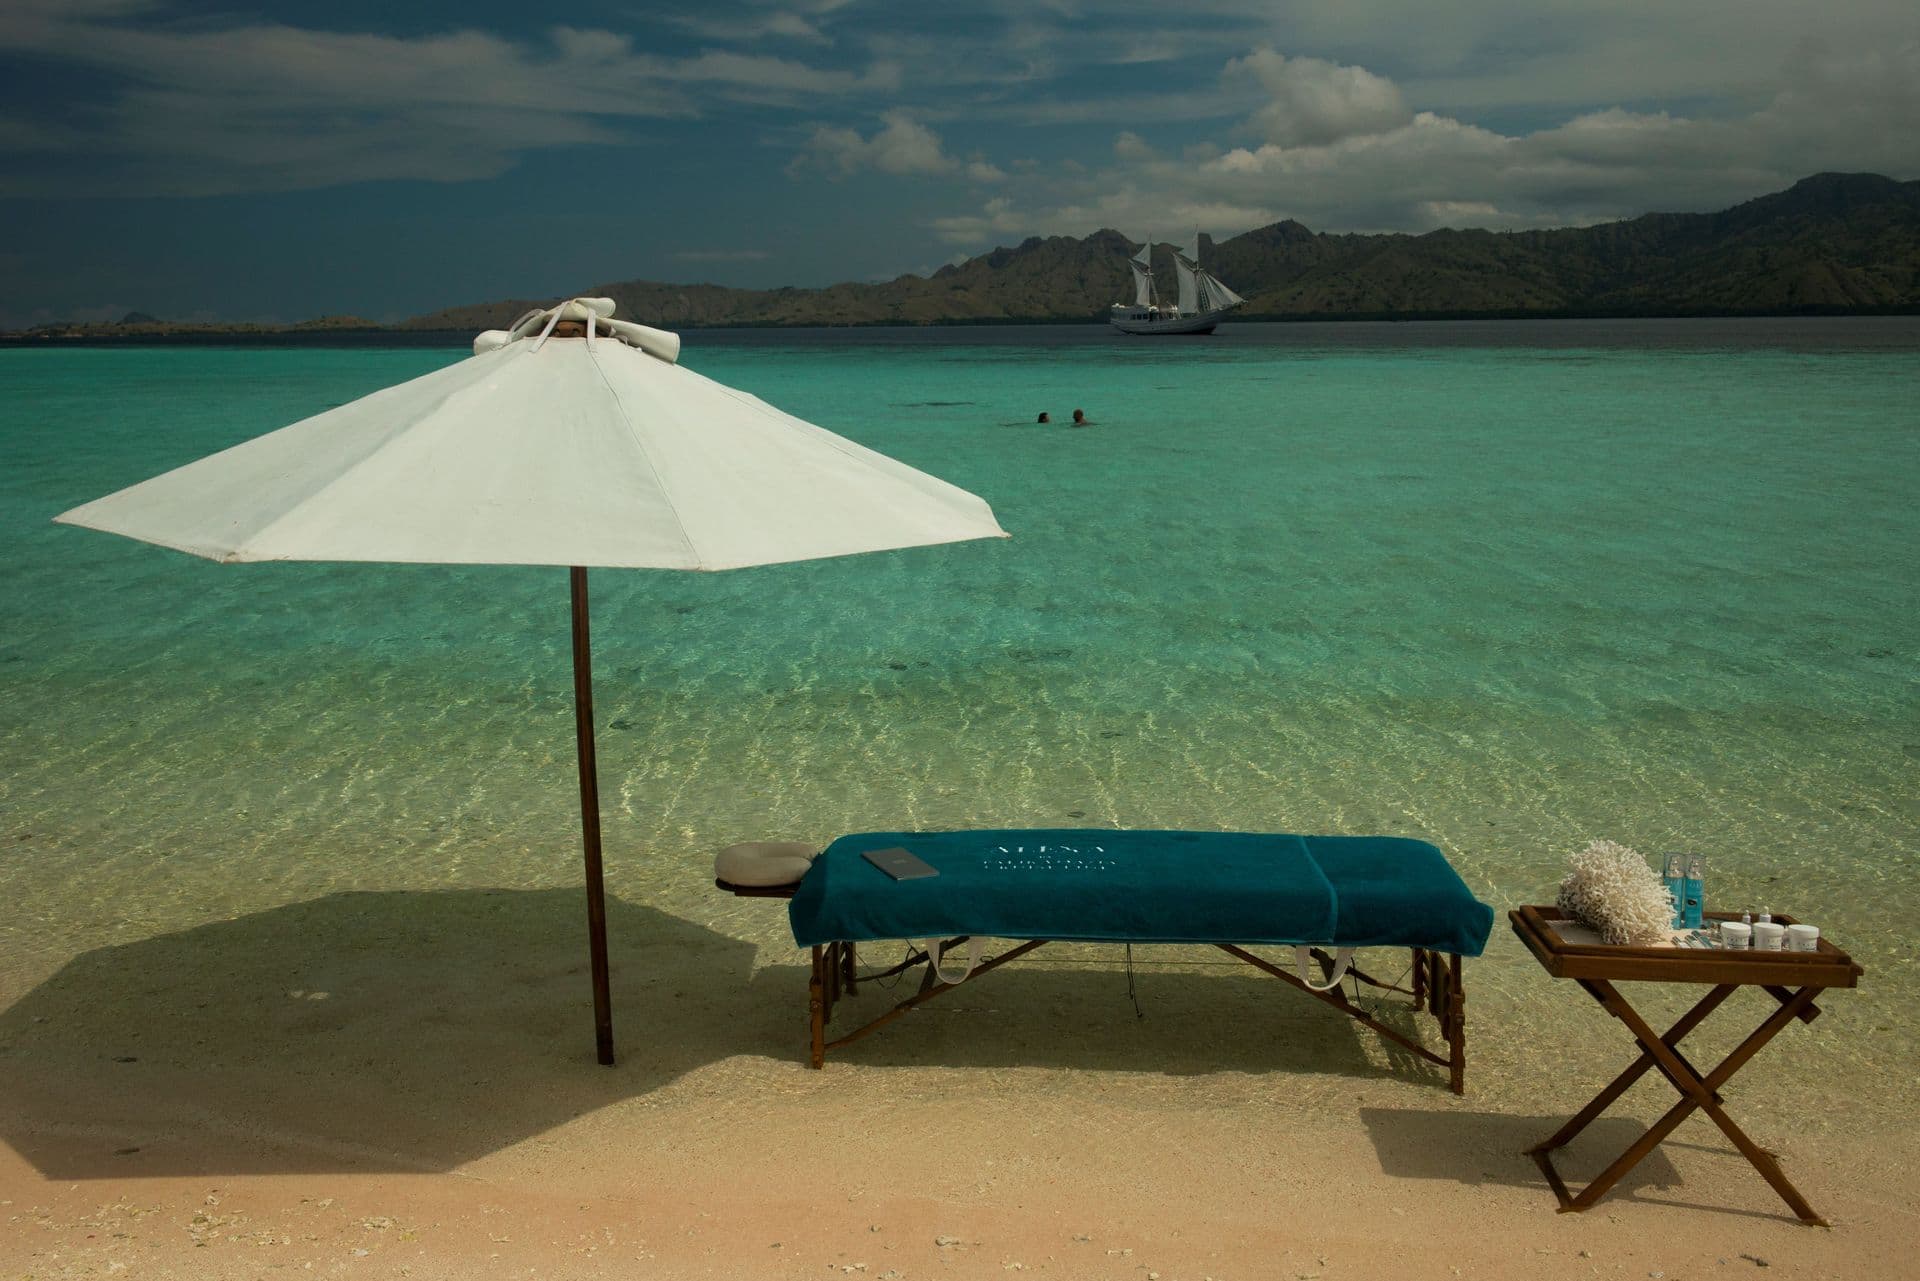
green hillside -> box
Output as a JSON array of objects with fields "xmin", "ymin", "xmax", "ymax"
[
  {"xmin": 12, "ymin": 173, "xmax": 1915, "ymax": 341},
  {"xmin": 401, "ymin": 174, "xmax": 1919, "ymax": 330}
]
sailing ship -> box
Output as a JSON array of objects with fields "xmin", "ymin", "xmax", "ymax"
[{"xmin": 1109, "ymin": 236, "xmax": 1246, "ymax": 335}]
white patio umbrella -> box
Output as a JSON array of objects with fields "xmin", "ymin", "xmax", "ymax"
[{"xmin": 55, "ymin": 298, "xmax": 1007, "ymax": 1065}]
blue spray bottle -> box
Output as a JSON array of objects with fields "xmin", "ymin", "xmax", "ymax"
[
  {"xmin": 1682, "ymin": 855, "xmax": 1706, "ymax": 931},
  {"xmin": 1662, "ymin": 853, "xmax": 1687, "ymax": 929}
]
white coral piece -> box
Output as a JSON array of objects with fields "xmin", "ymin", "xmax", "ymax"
[{"xmin": 1557, "ymin": 839, "xmax": 1674, "ymax": 945}]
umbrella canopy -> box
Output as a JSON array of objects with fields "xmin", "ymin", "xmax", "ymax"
[
  {"xmin": 56, "ymin": 301, "xmax": 1002, "ymax": 570},
  {"xmin": 55, "ymin": 298, "xmax": 1007, "ymax": 1065}
]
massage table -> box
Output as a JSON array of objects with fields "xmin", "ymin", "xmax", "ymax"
[{"xmin": 716, "ymin": 829, "xmax": 1494, "ymax": 1093}]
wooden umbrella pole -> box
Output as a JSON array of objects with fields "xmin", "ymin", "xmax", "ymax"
[{"xmin": 570, "ymin": 566, "xmax": 616, "ymax": 1066}]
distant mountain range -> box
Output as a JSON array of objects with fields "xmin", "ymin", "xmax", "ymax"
[{"xmin": 10, "ymin": 173, "xmax": 1917, "ymax": 341}]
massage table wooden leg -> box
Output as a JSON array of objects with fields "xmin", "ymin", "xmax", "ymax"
[
  {"xmin": 808, "ymin": 945, "xmax": 827, "ymax": 1069},
  {"xmin": 1445, "ymin": 952, "xmax": 1466, "ymax": 1095}
]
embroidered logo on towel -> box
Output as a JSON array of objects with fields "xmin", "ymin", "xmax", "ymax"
[{"xmin": 985, "ymin": 844, "xmax": 1116, "ymax": 873}]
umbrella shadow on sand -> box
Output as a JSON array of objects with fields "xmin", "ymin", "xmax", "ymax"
[
  {"xmin": 0, "ymin": 888, "xmax": 808, "ymax": 1180},
  {"xmin": 0, "ymin": 892, "xmax": 1470, "ymax": 1181}
]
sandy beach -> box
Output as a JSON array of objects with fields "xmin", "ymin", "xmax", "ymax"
[{"xmin": 2, "ymin": 885, "xmax": 1913, "ymax": 1280}]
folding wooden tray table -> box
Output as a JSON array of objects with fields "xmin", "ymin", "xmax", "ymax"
[{"xmin": 1510, "ymin": 905, "xmax": 1863, "ymax": 1225}]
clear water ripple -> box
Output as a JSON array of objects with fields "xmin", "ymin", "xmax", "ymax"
[{"xmin": 2, "ymin": 321, "xmax": 1914, "ymax": 1128}]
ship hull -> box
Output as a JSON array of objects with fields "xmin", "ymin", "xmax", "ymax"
[{"xmin": 1108, "ymin": 308, "xmax": 1228, "ymax": 335}]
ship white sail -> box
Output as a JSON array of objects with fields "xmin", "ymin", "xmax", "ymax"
[
  {"xmin": 1129, "ymin": 238, "xmax": 1156, "ymax": 306},
  {"xmin": 1172, "ymin": 251, "xmax": 1200, "ymax": 314},
  {"xmin": 1200, "ymin": 271, "xmax": 1244, "ymax": 311},
  {"xmin": 1128, "ymin": 261, "xmax": 1155, "ymax": 307},
  {"xmin": 1171, "ymin": 245, "xmax": 1245, "ymax": 316}
]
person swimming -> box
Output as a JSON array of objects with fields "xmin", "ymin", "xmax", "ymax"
[
  {"xmin": 1037, "ymin": 411, "xmax": 1050, "ymax": 423},
  {"xmin": 1071, "ymin": 408, "xmax": 1091, "ymax": 426}
]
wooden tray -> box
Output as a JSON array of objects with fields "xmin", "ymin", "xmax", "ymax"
[{"xmin": 1511, "ymin": 905, "xmax": 1862, "ymax": 987}]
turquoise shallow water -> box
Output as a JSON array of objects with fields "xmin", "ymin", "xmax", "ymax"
[{"xmin": 2, "ymin": 321, "xmax": 1916, "ymax": 1122}]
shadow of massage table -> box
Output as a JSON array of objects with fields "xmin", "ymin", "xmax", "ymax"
[{"xmin": 717, "ymin": 830, "xmax": 1494, "ymax": 1093}]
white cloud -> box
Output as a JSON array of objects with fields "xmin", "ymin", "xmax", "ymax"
[
  {"xmin": 660, "ymin": 10, "xmax": 833, "ymax": 46},
  {"xmin": 922, "ymin": 41, "xmax": 1920, "ymax": 248},
  {"xmin": 666, "ymin": 48, "xmax": 886, "ymax": 98},
  {"xmin": 789, "ymin": 109, "xmax": 958, "ymax": 178},
  {"xmin": 1413, "ymin": 200, "xmax": 1599, "ymax": 232},
  {"xmin": 1226, "ymin": 48, "xmax": 1411, "ymax": 146},
  {"xmin": 930, "ymin": 196, "xmax": 1028, "ymax": 243}
]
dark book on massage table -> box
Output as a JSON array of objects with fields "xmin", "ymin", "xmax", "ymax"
[{"xmin": 862, "ymin": 846, "xmax": 940, "ymax": 880}]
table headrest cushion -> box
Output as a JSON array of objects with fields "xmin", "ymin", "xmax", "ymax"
[{"xmin": 715, "ymin": 841, "xmax": 819, "ymax": 887}]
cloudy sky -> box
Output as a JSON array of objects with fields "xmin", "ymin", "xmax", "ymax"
[{"xmin": 3, "ymin": 0, "xmax": 1916, "ymax": 326}]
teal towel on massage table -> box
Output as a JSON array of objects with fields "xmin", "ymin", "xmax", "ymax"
[{"xmin": 788, "ymin": 830, "xmax": 1493, "ymax": 957}]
